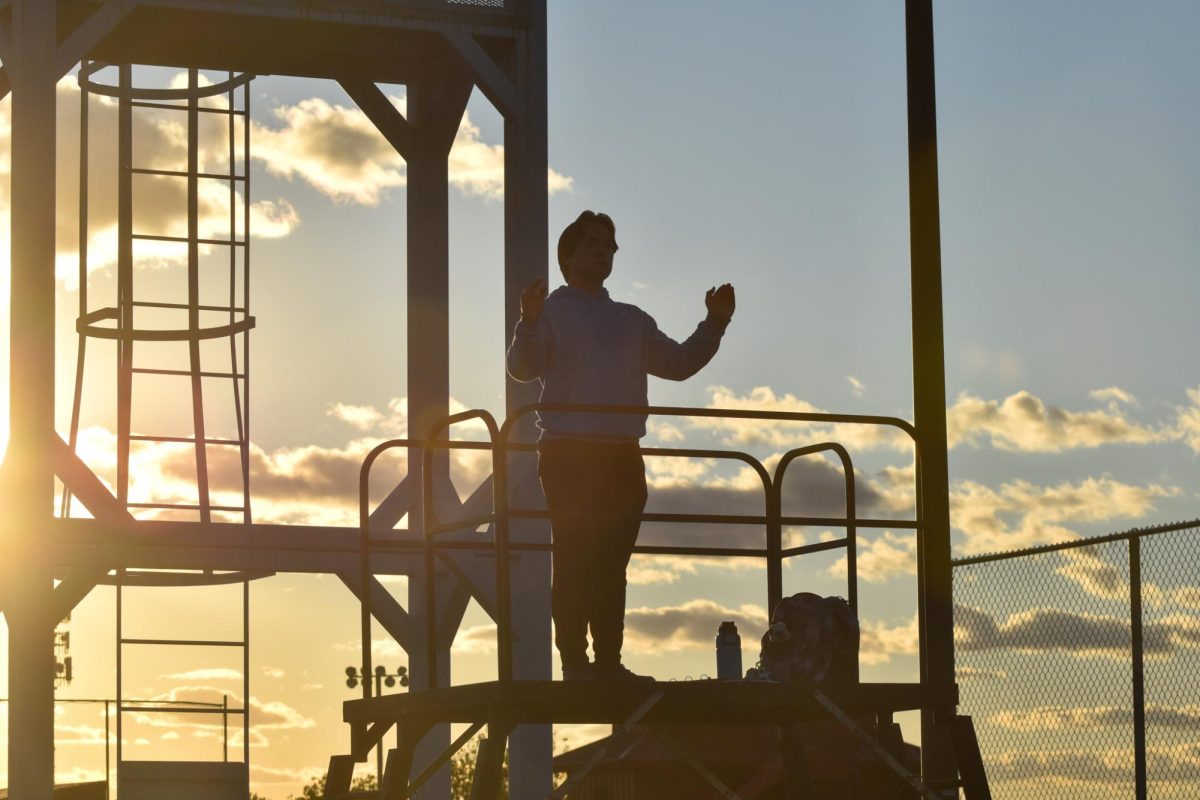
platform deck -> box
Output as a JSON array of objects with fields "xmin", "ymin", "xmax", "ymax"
[{"xmin": 344, "ymin": 679, "xmax": 959, "ymax": 727}]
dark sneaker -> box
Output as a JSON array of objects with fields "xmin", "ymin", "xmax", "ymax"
[
  {"xmin": 562, "ymin": 663, "xmax": 595, "ymax": 683},
  {"xmin": 595, "ymin": 662, "xmax": 655, "ymax": 683}
]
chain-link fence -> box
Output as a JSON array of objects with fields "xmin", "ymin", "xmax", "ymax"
[{"xmin": 953, "ymin": 519, "xmax": 1200, "ymax": 800}]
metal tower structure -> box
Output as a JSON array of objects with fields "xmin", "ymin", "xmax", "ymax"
[
  {"xmin": 56, "ymin": 61, "xmax": 262, "ymax": 797},
  {"xmin": 0, "ymin": 1, "xmax": 962, "ymax": 798},
  {"xmin": 3, "ymin": 2, "xmax": 553, "ymax": 798}
]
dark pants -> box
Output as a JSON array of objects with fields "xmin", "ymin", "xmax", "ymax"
[{"xmin": 537, "ymin": 438, "xmax": 647, "ymax": 669}]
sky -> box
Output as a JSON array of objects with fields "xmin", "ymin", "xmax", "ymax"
[{"xmin": 2, "ymin": 1, "xmax": 1200, "ymax": 797}]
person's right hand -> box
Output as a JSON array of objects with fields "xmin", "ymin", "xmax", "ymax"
[{"xmin": 520, "ymin": 277, "xmax": 548, "ymax": 322}]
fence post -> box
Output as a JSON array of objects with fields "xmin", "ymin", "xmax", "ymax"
[{"xmin": 1129, "ymin": 535, "xmax": 1146, "ymax": 800}]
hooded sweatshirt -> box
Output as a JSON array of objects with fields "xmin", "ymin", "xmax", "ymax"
[{"xmin": 506, "ymin": 285, "xmax": 727, "ymax": 440}]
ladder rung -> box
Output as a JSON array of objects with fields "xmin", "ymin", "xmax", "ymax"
[
  {"xmin": 127, "ymin": 502, "xmax": 247, "ymax": 512},
  {"xmin": 131, "ymin": 233, "xmax": 246, "ymax": 247},
  {"xmin": 131, "ymin": 368, "xmax": 246, "ymax": 379},
  {"xmin": 120, "ymin": 637, "xmax": 245, "ymax": 647},
  {"xmin": 128, "ymin": 436, "xmax": 245, "ymax": 446},
  {"xmin": 131, "ymin": 167, "xmax": 246, "ymax": 181},
  {"xmin": 131, "ymin": 301, "xmax": 247, "ymax": 313},
  {"xmin": 129, "ymin": 99, "xmax": 247, "ymax": 116}
]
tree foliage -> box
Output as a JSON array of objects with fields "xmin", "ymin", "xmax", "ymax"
[{"xmin": 277, "ymin": 744, "xmax": 508, "ymax": 800}]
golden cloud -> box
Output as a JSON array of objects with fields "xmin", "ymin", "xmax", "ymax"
[{"xmin": 251, "ymin": 92, "xmax": 572, "ymax": 204}]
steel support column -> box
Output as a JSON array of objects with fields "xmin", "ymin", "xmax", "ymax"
[
  {"xmin": 905, "ymin": 1, "xmax": 957, "ymax": 795},
  {"xmin": 3, "ymin": 2, "xmax": 59, "ymax": 799},
  {"xmin": 405, "ymin": 65, "xmax": 471, "ymax": 800},
  {"xmin": 503, "ymin": 3, "xmax": 552, "ymax": 797}
]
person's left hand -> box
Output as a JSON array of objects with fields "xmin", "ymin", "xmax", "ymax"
[{"xmin": 705, "ymin": 283, "xmax": 736, "ymax": 323}]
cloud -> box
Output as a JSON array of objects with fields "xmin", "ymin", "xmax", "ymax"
[
  {"xmin": 70, "ymin": 424, "xmax": 398, "ymax": 526},
  {"xmin": 951, "ymin": 476, "xmax": 1179, "ymax": 555},
  {"xmin": 627, "ymin": 555, "xmax": 699, "ymax": 585},
  {"xmin": 955, "ymin": 603, "xmax": 1200, "ymax": 658},
  {"xmin": 1178, "ymin": 386, "xmax": 1200, "ymax": 455},
  {"xmin": 251, "ymin": 93, "xmax": 572, "ymax": 204},
  {"xmin": 163, "ymin": 668, "xmax": 242, "ymax": 681},
  {"xmin": 67, "ymin": 397, "xmax": 496, "ymax": 527},
  {"xmin": 328, "ymin": 401, "xmax": 395, "ymax": 433},
  {"xmin": 860, "ymin": 615, "xmax": 919, "ymax": 665},
  {"xmin": 1051, "ymin": 547, "xmax": 1129, "ymax": 598},
  {"xmin": 55, "ymin": 722, "xmax": 112, "ymax": 746},
  {"xmin": 645, "ymin": 454, "xmax": 718, "ymax": 488},
  {"xmin": 955, "ymin": 665, "xmax": 1007, "ymax": 681},
  {"xmin": 846, "ymin": 375, "xmax": 866, "ymax": 397},
  {"xmin": 647, "ymin": 421, "xmax": 685, "ymax": 444},
  {"xmin": 1089, "ymin": 387, "xmax": 1139, "ymax": 406},
  {"xmin": 694, "ymin": 385, "xmax": 910, "ymax": 453},
  {"xmin": 1173, "ymin": 586, "xmax": 1200, "ymax": 610},
  {"xmin": 125, "ymin": 685, "xmax": 315, "ymax": 748},
  {"xmin": 252, "ymin": 96, "xmax": 405, "ymax": 204},
  {"xmin": 452, "ymin": 623, "xmax": 497, "ymax": 655},
  {"xmin": 828, "ymin": 531, "xmax": 917, "ymax": 584},
  {"xmin": 449, "ymin": 107, "xmax": 573, "ymax": 199},
  {"xmin": 14, "ymin": 76, "xmax": 299, "ymax": 286},
  {"xmin": 695, "ymin": 385, "xmax": 1185, "ymax": 456},
  {"xmin": 947, "ymin": 390, "xmax": 1172, "ymax": 452},
  {"xmin": 985, "ymin": 742, "xmax": 1200, "ymax": 787},
  {"xmin": 627, "ymin": 449, "xmax": 902, "ymax": 582},
  {"xmin": 261, "ymin": 666, "xmax": 286, "ymax": 679},
  {"xmin": 992, "ymin": 704, "xmax": 1200, "ymax": 732},
  {"xmin": 643, "ymin": 450, "xmax": 896, "ymax": 547},
  {"xmin": 623, "ymin": 599, "xmax": 767, "ymax": 654},
  {"xmin": 1050, "ymin": 548, "xmax": 1174, "ymax": 608}
]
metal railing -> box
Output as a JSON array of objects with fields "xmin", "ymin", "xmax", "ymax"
[
  {"xmin": 953, "ymin": 518, "xmax": 1200, "ymax": 800},
  {"xmin": 357, "ymin": 403, "xmax": 925, "ymax": 695}
]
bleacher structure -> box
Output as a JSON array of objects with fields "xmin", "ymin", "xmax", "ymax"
[{"xmin": 1, "ymin": 1, "xmax": 982, "ymax": 798}]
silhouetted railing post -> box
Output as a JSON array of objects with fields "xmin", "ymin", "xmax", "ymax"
[{"xmin": 1130, "ymin": 535, "xmax": 1147, "ymax": 800}]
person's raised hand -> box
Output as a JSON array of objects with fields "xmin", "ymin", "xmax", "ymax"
[
  {"xmin": 520, "ymin": 277, "xmax": 548, "ymax": 322},
  {"xmin": 705, "ymin": 283, "xmax": 735, "ymax": 323}
]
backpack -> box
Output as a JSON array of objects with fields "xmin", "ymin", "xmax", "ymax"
[{"xmin": 747, "ymin": 593, "xmax": 859, "ymax": 684}]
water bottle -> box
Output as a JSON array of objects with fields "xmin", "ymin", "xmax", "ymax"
[{"xmin": 716, "ymin": 620, "xmax": 742, "ymax": 679}]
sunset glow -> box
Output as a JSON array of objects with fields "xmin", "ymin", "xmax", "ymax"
[{"xmin": 3, "ymin": 3, "xmax": 1200, "ymax": 798}]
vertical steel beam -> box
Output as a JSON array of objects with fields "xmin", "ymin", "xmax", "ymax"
[
  {"xmin": 187, "ymin": 67, "xmax": 213, "ymax": 523},
  {"xmin": 117, "ymin": 63, "xmax": 133, "ymax": 505},
  {"xmin": 406, "ymin": 68, "xmax": 452, "ymax": 499},
  {"xmin": 404, "ymin": 68, "xmax": 451, "ymax": 691},
  {"xmin": 405, "ymin": 67, "xmax": 459, "ymax": 800},
  {"xmin": 3, "ymin": 1, "xmax": 59, "ymax": 798},
  {"xmin": 503, "ymin": 4, "xmax": 553, "ymax": 797},
  {"xmin": 1130, "ymin": 536, "xmax": 1147, "ymax": 800},
  {"xmin": 904, "ymin": 1, "xmax": 957, "ymax": 794}
]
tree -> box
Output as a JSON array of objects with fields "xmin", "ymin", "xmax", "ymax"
[
  {"xmin": 284, "ymin": 773, "xmax": 377, "ymax": 800},
  {"xmin": 280, "ymin": 740, "xmax": 509, "ymax": 800},
  {"xmin": 450, "ymin": 737, "xmax": 508, "ymax": 800}
]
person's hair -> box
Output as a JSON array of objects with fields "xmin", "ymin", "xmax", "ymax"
[{"xmin": 557, "ymin": 211, "xmax": 618, "ymax": 278}]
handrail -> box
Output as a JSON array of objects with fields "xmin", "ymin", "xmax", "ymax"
[
  {"xmin": 358, "ymin": 403, "xmax": 924, "ymax": 691},
  {"xmin": 772, "ymin": 442, "xmax": 858, "ymax": 614}
]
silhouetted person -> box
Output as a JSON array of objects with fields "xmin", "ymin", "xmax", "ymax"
[{"xmin": 507, "ymin": 210, "xmax": 735, "ymax": 682}]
